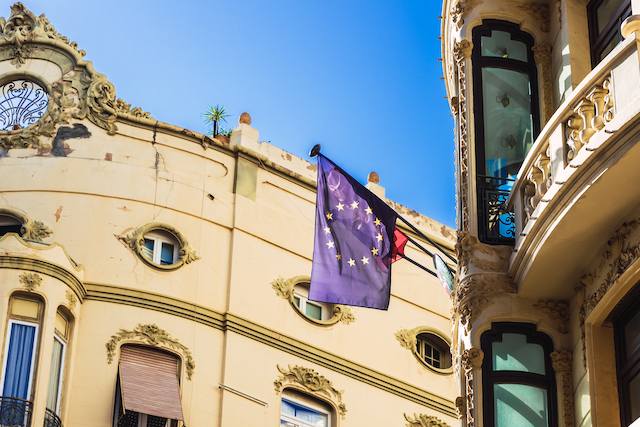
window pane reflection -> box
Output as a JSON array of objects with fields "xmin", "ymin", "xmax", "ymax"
[
  {"xmin": 495, "ymin": 383, "xmax": 548, "ymax": 427},
  {"xmin": 492, "ymin": 333, "xmax": 545, "ymax": 374},
  {"xmin": 481, "ymin": 30, "xmax": 528, "ymax": 61},
  {"xmin": 482, "ymin": 67, "xmax": 534, "ymax": 179}
]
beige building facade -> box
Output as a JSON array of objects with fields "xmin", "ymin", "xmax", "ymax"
[
  {"xmin": 0, "ymin": 3, "xmax": 458, "ymax": 427},
  {"xmin": 442, "ymin": 0, "xmax": 640, "ymax": 426}
]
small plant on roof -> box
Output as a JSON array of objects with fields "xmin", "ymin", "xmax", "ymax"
[
  {"xmin": 202, "ymin": 104, "xmax": 231, "ymax": 137},
  {"xmin": 218, "ymin": 127, "xmax": 233, "ymax": 138}
]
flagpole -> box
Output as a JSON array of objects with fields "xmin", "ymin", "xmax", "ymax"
[
  {"xmin": 397, "ymin": 254, "xmax": 437, "ymax": 277},
  {"xmin": 310, "ymin": 144, "xmax": 458, "ymax": 265}
]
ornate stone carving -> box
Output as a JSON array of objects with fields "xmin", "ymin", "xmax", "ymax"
[
  {"xmin": 533, "ymin": 300, "xmax": 569, "ymax": 333},
  {"xmin": 460, "ymin": 298, "xmax": 494, "ymax": 333},
  {"xmin": 461, "ymin": 348, "xmax": 484, "ymax": 427},
  {"xmin": 274, "ymin": 365, "xmax": 346, "ymax": 418},
  {"xmin": 455, "ymin": 396, "xmax": 466, "ymax": 419},
  {"xmin": 577, "ymin": 220, "xmax": 640, "ymax": 366},
  {"xmin": 105, "ymin": 323, "xmax": 195, "ymax": 380},
  {"xmin": 395, "ymin": 328, "xmax": 417, "ymax": 349},
  {"xmin": 533, "ymin": 44, "xmax": 553, "ymax": 122},
  {"xmin": 566, "ymin": 76, "xmax": 614, "ymax": 161},
  {"xmin": 551, "ymin": 351, "xmax": 575, "ymax": 427},
  {"xmin": 120, "ymin": 222, "xmax": 200, "ymax": 271},
  {"xmin": 19, "ymin": 272, "xmax": 40, "ymax": 291},
  {"xmin": 519, "ymin": 4, "xmax": 550, "ymax": 32},
  {"xmin": 65, "ymin": 289, "xmax": 77, "ymax": 310},
  {"xmin": 454, "ymin": 273, "xmax": 516, "ymax": 307},
  {"xmin": 404, "ymin": 413, "xmax": 451, "ymax": 427},
  {"xmin": 271, "ymin": 276, "xmax": 356, "ymax": 325},
  {"xmin": 0, "ymin": 207, "xmax": 53, "ymax": 241},
  {"xmin": 451, "ymin": 0, "xmax": 484, "ymax": 29},
  {"xmin": 114, "ymin": 98, "xmax": 152, "ymax": 119},
  {"xmin": 453, "ymin": 41, "xmax": 473, "ymax": 235}
]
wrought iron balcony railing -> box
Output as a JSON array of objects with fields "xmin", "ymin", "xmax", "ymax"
[
  {"xmin": 43, "ymin": 409, "xmax": 61, "ymax": 427},
  {"xmin": 477, "ymin": 176, "xmax": 515, "ymax": 245},
  {"xmin": 0, "ymin": 396, "xmax": 32, "ymax": 427}
]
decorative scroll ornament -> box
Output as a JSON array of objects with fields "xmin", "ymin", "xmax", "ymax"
[
  {"xmin": 566, "ymin": 75, "xmax": 614, "ymax": 161},
  {"xmin": 404, "ymin": 413, "xmax": 451, "ymax": 427},
  {"xmin": 451, "ymin": 0, "xmax": 484, "ymax": 29},
  {"xmin": 0, "ymin": 207, "xmax": 53, "ymax": 240},
  {"xmin": 459, "ymin": 298, "xmax": 494, "ymax": 333},
  {"xmin": 274, "ymin": 365, "xmax": 346, "ymax": 418},
  {"xmin": 577, "ymin": 220, "xmax": 640, "ymax": 366},
  {"xmin": 395, "ymin": 328, "xmax": 417, "ymax": 349},
  {"xmin": 453, "ymin": 273, "xmax": 516, "ymax": 308},
  {"xmin": 455, "ymin": 396, "xmax": 466, "ymax": 419},
  {"xmin": 19, "ymin": 272, "xmax": 41, "ymax": 291},
  {"xmin": 533, "ymin": 300, "xmax": 569, "ymax": 333},
  {"xmin": 105, "ymin": 323, "xmax": 195, "ymax": 380},
  {"xmin": 114, "ymin": 98, "xmax": 151, "ymax": 119},
  {"xmin": 523, "ymin": 145, "xmax": 551, "ymax": 223},
  {"xmin": 271, "ymin": 276, "xmax": 356, "ymax": 325},
  {"xmin": 120, "ymin": 223, "xmax": 200, "ymax": 271},
  {"xmin": 65, "ymin": 290, "xmax": 77, "ymax": 310},
  {"xmin": 518, "ymin": 3, "xmax": 551, "ymax": 32},
  {"xmin": 551, "ymin": 351, "xmax": 575, "ymax": 427}
]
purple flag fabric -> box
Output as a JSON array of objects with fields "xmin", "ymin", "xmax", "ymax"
[{"xmin": 309, "ymin": 155, "xmax": 398, "ymax": 310}]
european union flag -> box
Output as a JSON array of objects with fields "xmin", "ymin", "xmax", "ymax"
[{"xmin": 309, "ymin": 155, "xmax": 399, "ymax": 310}]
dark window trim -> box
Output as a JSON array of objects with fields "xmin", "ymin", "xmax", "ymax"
[
  {"xmin": 587, "ymin": 0, "xmax": 632, "ymax": 67},
  {"xmin": 481, "ymin": 322, "xmax": 558, "ymax": 427},
  {"xmin": 613, "ymin": 287, "xmax": 640, "ymax": 426}
]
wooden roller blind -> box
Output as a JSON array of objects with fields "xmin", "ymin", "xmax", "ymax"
[{"xmin": 118, "ymin": 345, "xmax": 184, "ymax": 421}]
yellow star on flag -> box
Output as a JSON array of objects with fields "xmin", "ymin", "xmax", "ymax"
[
  {"xmin": 376, "ymin": 233, "xmax": 383, "ymax": 242},
  {"xmin": 327, "ymin": 241, "xmax": 335, "ymax": 249},
  {"xmin": 374, "ymin": 218, "xmax": 381, "ymax": 226},
  {"xmin": 365, "ymin": 207, "xmax": 373, "ymax": 214},
  {"xmin": 361, "ymin": 256, "xmax": 369, "ymax": 265},
  {"xmin": 336, "ymin": 203, "xmax": 345, "ymax": 211},
  {"xmin": 348, "ymin": 258, "xmax": 356, "ymax": 266},
  {"xmin": 326, "ymin": 212, "xmax": 333, "ymax": 220},
  {"xmin": 371, "ymin": 247, "xmax": 379, "ymax": 256},
  {"xmin": 336, "ymin": 254, "xmax": 341, "ymax": 260},
  {"xmin": 351, "ymin": 201, "xmax": 359, "ymax": 209}
]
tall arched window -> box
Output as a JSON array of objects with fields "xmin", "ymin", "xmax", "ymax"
[
  {"xmin": 481, "ymin": 323, "xmax": 557, "ymax": 427},
  {"xmin": 472, "ymin": 20, "xmax": 540, "ymax": 245}
]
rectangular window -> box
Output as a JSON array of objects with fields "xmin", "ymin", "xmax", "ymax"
[
  {"xmin": 45, "ymin": 334, "xmax": 66, "ymax": 414},
  {"xmin": 280, "ymin": 397, "xmax": 329, "ymax": 427},
  {"xmin": 0, "ymin": 320, "xmax": 38, "ymax": 401},
  {"xmin": 588, "ymin": 0, "xmax": 631, "ymax": 66}
]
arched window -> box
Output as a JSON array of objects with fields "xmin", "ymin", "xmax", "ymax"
[
  {"xmin": 415, "ymin": 333, "xmax": 452, "ymax": 370},
  {"xmin": 280, "ymin": 388, "xmax": 335, "ymax": 427},
  {"xmin": 481, "ymin": 323, "xmax": 557, "ymax": 427},
  {"xmin": 472, "ymin": 20, "xmax": 540, "ymax": 245}
]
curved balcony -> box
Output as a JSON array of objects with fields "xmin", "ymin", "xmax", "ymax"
[
  {"xmin": 506, "ymin": 29, "xmax": 640, "ymax": 299},
  {"xmin": 0, "ymin": 396, "xmax": 32, "ymax": 427}
]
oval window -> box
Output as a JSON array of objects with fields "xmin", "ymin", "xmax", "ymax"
[
  {"xmin": 415, "ymin": 333, "xmax": 452, "ymax": 372},
  {"xmin": 142, "ymin": 230, "xmax": 179, "ymax": 266}
]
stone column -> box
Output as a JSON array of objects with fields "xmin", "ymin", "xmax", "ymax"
[
  {"xmin": 551, "ymin": 350, "xmax": 575, "ymax": 427},
  {"xmin": 461, "ymin": 347, "xmax": 484, "ymax": 427}
]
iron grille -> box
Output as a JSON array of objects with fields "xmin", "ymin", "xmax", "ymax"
[
  {"xmin": 43, "ymin": 408, "xmax": 61, "ymax": 427},
  {"xmin": 477, "ymin": 176, "xmax": 515, "ymax": 246},
  {"xmin": 0, "ymin": 396, "xmax": 32, "ymax": 427},
  {"xmin": 0, "ymin": 80, "xmax": 48, "ymax": 131}
]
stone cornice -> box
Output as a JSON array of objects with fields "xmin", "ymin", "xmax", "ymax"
[{"xmin": 84, "ymin": 282, "xmax": 456, "ymax": 417}]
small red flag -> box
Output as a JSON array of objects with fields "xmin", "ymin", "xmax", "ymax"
[{"xmin": 391, "ymin": 228, "xmax": 408, "ymax": 263}]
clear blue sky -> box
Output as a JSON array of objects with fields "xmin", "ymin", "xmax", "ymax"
[{"xmin": 20, "ymin": 0, "xmax": 456, "ymax": 228}]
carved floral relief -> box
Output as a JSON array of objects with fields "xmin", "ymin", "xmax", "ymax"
[{"xmin": 19, "ymin": 272, "xmax": 41, "ymax": 291}]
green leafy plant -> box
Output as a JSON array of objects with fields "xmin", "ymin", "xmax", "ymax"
[
  {"xmin": 202, "ymin": 104, "xmax": 230, "ymax": 137},
  {"xmin": 217, "ymin": 127, "xmax": 233, "ymax": 138}
]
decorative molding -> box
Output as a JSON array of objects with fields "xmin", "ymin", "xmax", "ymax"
[
  {"xmin": 459, "ymin": 297, "xmax": 494, "ymax": 333},
  {"xmin": 395, "ymin": 328, "xmax": 417, "ymax": 350},
  {"xmin": 394, "ymin": 327, "xmax": 453, "ymax": 374},
  {"xmin": 451, "ymin": 0, "xmax": 484, "ymax": 29},
  {"xmin": 455, "ymin": 231, "xmax": 511, "ymax": 278},
  {"xmin": 19, "ymin": 272, "xmax": 41, "ymax": 291},
  {"xmin": 518, "ymin": 3, "xmax": 550, "ymax": 32},
  {"xmin": 454, "ymin": 273, "xmax": 516, "ymax": 307},
  {"xmin": 0, "ymin": 207, "xmax": 53, "ymax": 241},
  {"xmin": 566, "ymin": 76, "xmax": 614, "ymax": 162},
  {"xmin": 105, "ymin": 323, "xmax": 195, "ymax": 380},
  {"xmin": 404, "ymin": 413, "xmax": 451, "ymax": 427},
  {"xmin": 533, "ymin": 300, "xmax": 569, "ymax": 333},
  {"xmin": 274, "ymin": 364, "xmax": 347, "ymax": 419},
  {"xmin": 270, "ymin": 276, "xmax": 356, "ymax": 326},
  {"xmin": 85, "ymin": 282, "xmax": 456, "ymax": 417},
  {"xmin": 551, "ymin": 350, "xmax": 574, "ymax": 427},
  {"xmin": 523, "ymin": 145, "xmax": 551, "ymax": 223},
  {"xmin": 120, "ymin": 222, "xmax": 200, "ymax": 271},
  {"xmin": 533, "ymin": 44, "xmax": 553, "ymax": 122},
  {"xmin": 461, "ymin": 348, "xmax": 484, "ymax": 427},
  {"xmin": 65, "ymin": 289, "xmax": 76, "ymax": 310},
  {"xmin": 453, "ymin": 41, "xmax": 473, "ymax": 235},
  {"xmin": 577, "ymin": 220, "xmax": 640, "ymax": 366}
]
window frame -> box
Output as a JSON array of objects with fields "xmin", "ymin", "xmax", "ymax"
[
  {"xmin": 0, "ymin": 318, "xmax": 40, "ymax": 401},
  {"xmin": 614, "ymin": 292, "xmax": 640, "ymax": 426},
  {"xmin": 480, "ymin": 322, "xmax": 558, "ymax": 427},
  {"xmin": 293, "ymin": 285, "xmax": 331, "ymax": 321},
  {"xmin": 142, "ymin": 230, "xmax": 179, "ymax": 266},
  {"xmin": 280, "ymin": 395, "xmax": 331, "ymax": 427},
  {"xmin": 587, "ymin": 0, "xmax": 632, "ymax": 67},
  {"xmin": 472, "ymin": 20, "xmax": 540, "ymax": 245},
  {"xmin": 46, "ymin": 332, "xmax": 67, "ymax": 415},
  {"xmin": 416, "ymin": 335, "xmax": 445, "ymax": 369}
]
